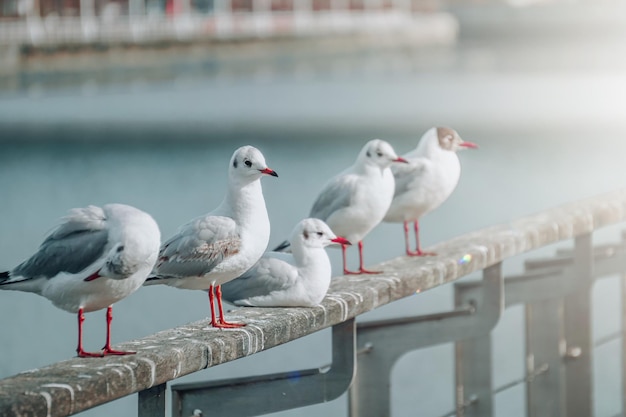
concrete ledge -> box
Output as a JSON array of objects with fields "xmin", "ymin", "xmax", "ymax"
[{"xmin": 1, "ymin": 189, "xmax": 626, "ymax": 417}]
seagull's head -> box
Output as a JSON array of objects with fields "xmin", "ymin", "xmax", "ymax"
[
  {"xmin": 229, "ymin": 146, "xmax": 278, "ymax": 184},
  {"xmin": 291, "ymin": 218, "xmax": 351, "ymax": 250},
  {"xmin": 359, "ymin": 139, "xmax": 408, "ymax": 169},
  {"xmin": 434, "ymin": 127, "xmax": 477, "ymax": 152}
]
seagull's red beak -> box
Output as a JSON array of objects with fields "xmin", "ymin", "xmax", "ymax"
[
  {"xmin": 459, "ymin": 141, "xmax": 478, "ymax": 149},
  {"xmin": 84, "ymin": 270, "xmax": 102, "ymax": 282},
  {"xmin": 331, "ymin": 236, "xmax": 352, "ymax": 246},
  {"xmin": 394, "ymin": 157, "xmax": 409, "ymax": 163},
  {"xmin": 260, "ymin": 168, "xmax": 278, "ymax": 177}
]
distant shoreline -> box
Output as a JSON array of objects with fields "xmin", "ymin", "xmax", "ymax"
[{"xmin": 0, "ymin": 11, "xmax": 458, "ymax": 88}]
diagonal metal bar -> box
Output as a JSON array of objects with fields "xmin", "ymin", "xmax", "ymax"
[
  {"xmin": 526, "ymin": 242, "xmax": 625, "ymax": 271},
  {"xmin": 505, "ymin": 247, "xmax": 626, "ymax": 308},
  {"xmin": 170, "ymin": 318, "xmax": 356, "ymax": 417}
]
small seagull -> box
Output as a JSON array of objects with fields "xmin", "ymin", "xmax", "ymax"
[
  {"xmin": 275, "ymin": 139, "xmax": 407, "ymax": 275},
  {"xmin": 222, "ymin": 218, "xmax": 351, "ymax": 307},
  {"xmin": 145, "ymin": 146, "xmax": 278, "ymax": 329},
  {"xmin": 384, "ymin": 127, "xmax": 477, "ymax": 256},
  {"xmin": 0, "ymin": 204, "xmax": 161, "ymax": 357}
]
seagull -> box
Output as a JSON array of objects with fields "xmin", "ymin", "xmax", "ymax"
[
  {"xmin": 0, "ymin": 204, "xmax": 161, "ymax": 357},
  {"xmin": 383, "ymin": 127, "xmax": 477, "ymax": 256},
  {"xmin": 146, "ymin": 146, "xmax": 278, "ymax": 329},
  {"xmin": 222, "ymin": 218, "xmax": 351, "ymax": 307},
  {"xmin": 275, "ymin": 139, "xmax": 407, "ymax": 275}
]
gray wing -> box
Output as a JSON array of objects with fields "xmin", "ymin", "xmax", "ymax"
[
  {"xmin": 154, "ymin": 215, "xmax": 241, "ymax": 279},
  {"xmin": 221, "ymin": 252, "xmax": 297, "ymax": 303},
  {"xmin": 391, "ymin": 158, "xmax": 430, "ymax": 198},
  {"xmin": 10, "ymin": 206, "xmax": 109, "ymax": 281},
  {"xmin": 272, "ymin": 239, "xmax": 291, "ymax": 252},
  {"xmin": 309, "ymin": 174, "xmax": 356, "ymax": 222}
]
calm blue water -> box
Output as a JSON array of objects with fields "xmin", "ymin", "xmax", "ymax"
[{"xmin": 1, "ymin": 56, "xmax": 626, "ymax": 416}]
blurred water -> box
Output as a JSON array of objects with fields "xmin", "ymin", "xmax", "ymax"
[{"xmin": 2, "ymin": 32, "xmax": 626, "ymax": 416}]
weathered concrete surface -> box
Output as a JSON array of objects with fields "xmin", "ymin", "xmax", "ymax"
[{"xmin": 1, "ymin": 189, "xmax": 626, "ymax": 417}]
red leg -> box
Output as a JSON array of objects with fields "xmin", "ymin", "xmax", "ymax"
[
  {"xmin": 357, "ymin": 241, "xmax": 381, "ymax": 274},
  {"xmin": 76, "ymin": 308, "xmax": 103, "ymax": 358},
  {"xmin": 208, "ymin": 285, "xmax": 219, "ymax": 327},
  {"xmin": 216, "ymin": 285, "xmax": 245, "ymax": 328},
  {"xmin": 341, "ymin": 243, "xmax": 359, "ymax": 275},
  {"xmin": 413, "ymin": 220, "xmax": 436, "ymax": 257},
  {"xmin": 208, "ymin": 285, "xmax": 243, "ymax": 329},
  {"xmin": 102, "ymin": 306, "xmax": 135, "ymax": 356},
  {"xmin": 404, "ymin": 221, "xmax": 419, "ymax": 256}
]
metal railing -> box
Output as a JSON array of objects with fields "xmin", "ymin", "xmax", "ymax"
[{"xmin": 1, "ymin": 189, "xmax": 626, "ymax": 417}]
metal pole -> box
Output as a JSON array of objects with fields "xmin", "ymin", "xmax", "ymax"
[
  {"xmin": 525, "ymin": 299, "xmax": 564, "ymax": 417},
  {"xmin": 563, "ymin": 233, "xmax": 594, "ymax": 417},
  {"xmin": 138, "ymin": 383, "xmax": 167, "ymax": 417},
  {"xmin": 454, "ymin": 266, "xmax": 501, "ymax": 417}
]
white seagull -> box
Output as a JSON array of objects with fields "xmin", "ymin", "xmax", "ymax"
[
  {"xmin": 146, "ymin": 146, "xmax": 278, "ymax": 329},
  {"xmin": 222, "ymin": 218, "xmax": 351, "ymax": 307},
  {"xmin": 0, "ymin": 204, "xmax": 161, "ymax": 357},
  {"xmin": 275, "ymin": 139, "xmax": 407, "ymax": 275},
  {"xmin": 384, "ymin": 127, "xmax": 477, "ymax": 256}
]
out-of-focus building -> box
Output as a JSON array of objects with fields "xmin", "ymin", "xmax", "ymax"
[
  {"xmin": 0, "ymin": 0, "xmax": 457, "ymax": 48},
  {"xmin": 0, "ymin": 0, "xmax": 441, "ymax": 19}
]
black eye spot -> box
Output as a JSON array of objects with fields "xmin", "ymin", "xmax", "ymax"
[
  {"xmin": 366, "ymin": 151, "xmax": 371, "ymax": 157},
  {"xmin": 244, "ymin": 160, "xmax": 252, "ymax": 167},
  {"xmin": 233, "ymin": 159, "xmax": 238, "ymax": 168},
  {"xmin": 303, "ymin": 231, "xmax": 309, "ymax": 239},
  {"xmin": 376, "ymin": 151, "xmax": 383, "ymax": 157},
  {"xmin": 316, "ymin": 231, "xmax": 323, "ymax": 237},
  {"xmin": 117, "ymin": 245, "xmax": 124, "ymax": 252}
]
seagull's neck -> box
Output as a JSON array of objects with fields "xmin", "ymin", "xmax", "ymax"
[
  {"xmin": 291, "ymin": 245, "xmax": 328, "ymax": 272},
  {"xmin": 412, "ymin": 139, "xmax": 449, "ymax": 160},
  {"xmin": 217, "ymin": 179, "xmax": 267, "ymax": 225},
  {"xmin": 353, "ymin": 161, "xmax": 387, "ymax": 177}
]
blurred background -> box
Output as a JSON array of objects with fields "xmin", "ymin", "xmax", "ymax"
[{"xmin": 1, "ymin": 0, "xmax": 626, "ymax": 416}]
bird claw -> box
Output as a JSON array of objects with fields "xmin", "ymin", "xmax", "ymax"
[
  {"xmin": 77, "ymin": 349, "xmax": 104, "ymax": 358},
  {"xmin": 211, "ymin": 320, "xmax": 246, "ymax": 329},
  {"xmin": 344, "ymin": 268, "xmax": 382, "ymax": 275},
  {"xmin": 358, "ymin": 268, "xmax": 382, "ymax": 274},
  {"xmin": 102, "ymin": 347, "xmax": 136, "ymax": 356},
  {"xmin": 407, "ymin": 250, "xmax": 437, "ymax": 257}
]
